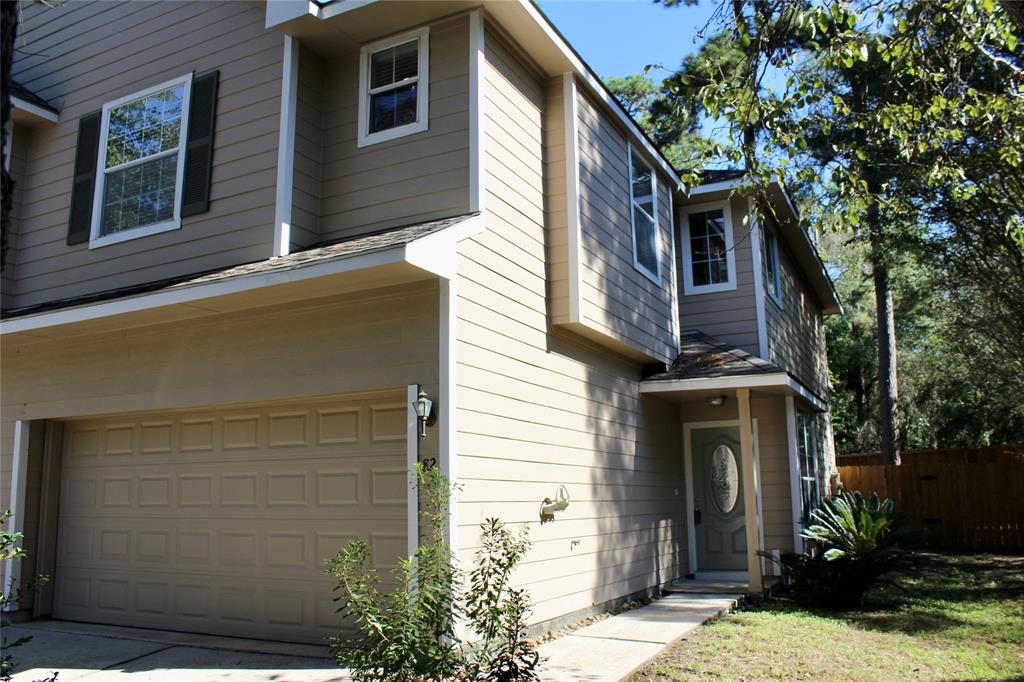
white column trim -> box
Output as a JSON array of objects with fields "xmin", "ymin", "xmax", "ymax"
[
  {"xmin": 273, "ymin": 35, "xmax": 299, "ymax": 258},
  {"xmin": 562, "ymin": 73, "xmax": 583, "ymax": 323},
  {"xmin": 752, "ymin": 417, "xmax": 766, "ymax": 575},
  {"xmin": 406, "ymin": 384, "xmax": 420, "ymax": 559},
  {"xmin": 785, "ymin": 395, "xmax": 805, "ymax": 553},
  {"xmin": 668, "ymin": 197, "xmax": 681, "ymax": 355},
  {"xmin": 748, "ymin": 197, "xmax": 769, "ymax": 359},
  {"xmin": 439, "ymin": 278, "xmax": 458, "ymax": 550},
  {"xmin": 736, "ymin": 388, "xmax": 763, "ymax": 592},
  {"xmin": 468, "ymin": 9, "xmax": 486, "ymax": 214},
  {"xmin": 2, "ymin": 421, "xmax": 30, "ymax": 609}
]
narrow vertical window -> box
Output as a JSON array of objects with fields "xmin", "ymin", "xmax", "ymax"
[
  {"xmin": 797, "ymin": 411, "xmax": 820, "ymax": 522},
  {"xmin": 762, "ymin": 228, "xmax": 782, "ymax": 305},
  {"xmin": 358, "ymin": 28, "xmax": 429, "ymax": 147},
  {"xmin": 628, "ymin": 146, "xmax": 660, "ymax": 282}
]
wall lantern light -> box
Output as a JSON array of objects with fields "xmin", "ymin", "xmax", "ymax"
[
  {"xmin": 706, "ymin": 395, "xmax": 727, "ymax": 407},
  {"xmin": 413, "ymin": 389, "xmax": 436, "ymax": 438}
]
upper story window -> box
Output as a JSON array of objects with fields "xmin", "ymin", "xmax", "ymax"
[
  {"xmin": 762, "ymin": 226, "xmax": 783, "ymax": 306},
  {"xmin": 357, "ymin": 27, "xmax": 429, "ymax": 148},
  {"xmin": 681, "ymin": 201, "xmax": 737, "ymax": 295},
  {"xmin": 628, "ymin": 145, "xmax": 660, "ymax": 283},
  {"xmin": 90, "ymin": 74, "xmax": 192, "ymax": 248}
]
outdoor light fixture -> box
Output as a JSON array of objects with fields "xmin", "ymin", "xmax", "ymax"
[
  {"xmin": 707, "ymin": 395, "xmax": 727, "ymax": 407},
  {"xmin": 413, "ymin": 389, "xmax": 436, "ymax": 438}
]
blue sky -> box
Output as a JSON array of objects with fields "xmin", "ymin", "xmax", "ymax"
[{"xmin": 536, "ymin": 0, "xmax": 721, "ymax": 82}]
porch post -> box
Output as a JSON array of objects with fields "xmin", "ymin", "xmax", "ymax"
[{"xmin": 736, "ymin": 388, "xmax": 763, "ymax": 592}]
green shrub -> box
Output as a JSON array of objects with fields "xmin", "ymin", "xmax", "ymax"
[
  {"xmin": 774, "ymin": 492, "xmax": 917, "ymax": 608},
  {"xmin": 325, "ymin": 464, "xmax": 539, "ymax": 682}
]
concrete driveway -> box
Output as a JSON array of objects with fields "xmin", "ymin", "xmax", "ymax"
[{"xmin": 4, "ymin": 621, "xmax": 349, "ymax": 681}]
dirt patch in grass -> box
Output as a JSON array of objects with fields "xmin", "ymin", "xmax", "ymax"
[{"xmin": 630, "ymin": 553, "xmax": 1024, "ymax": 682}]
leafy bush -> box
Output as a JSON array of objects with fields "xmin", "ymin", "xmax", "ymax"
[
  {"xmin": 1, "ymin": 509, "xmax": 57, "ymax": 682},
  {"xmin": 325, "ymin": 464, "xmax": 539, "ymax": 682},
  {"xmin": 774, "ymin": 492, "xmax": 917, "ymax": 608}
]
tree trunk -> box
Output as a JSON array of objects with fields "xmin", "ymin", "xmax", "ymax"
[
  {"xmin": 868, "ymin": 199, "xmax": 902, "ymax": 465},
  {"xmin": 1, "ymin": 1, "xmax": 18, "ymax": 272}
]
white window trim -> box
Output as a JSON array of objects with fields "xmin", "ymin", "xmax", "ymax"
[
  {"xmin": 357, "ymin": 26, "xmax": 430, "ymax": 148},
  {"xmin": 762, "ymin": 226, "xmax": 784, "ymax": 308},
  {"xmin": 680, "ymin": 200, "xmax": 737, "ymax": 295},
  {"xmin": 89, "ymin": 73, "xmax": 193, "ymax": 250},
  {"xmin": 627, "ymin": 144, "xmax": 661, "ymax": 285}
]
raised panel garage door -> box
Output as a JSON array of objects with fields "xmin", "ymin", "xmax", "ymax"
[{"xmin": 53, "ymin": 392, "xmax": 409, "ymax": 643}]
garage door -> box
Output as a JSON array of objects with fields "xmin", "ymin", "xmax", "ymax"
[{"xmin": 52, "ymin": 392, "xmax": 409, "ymax": 643}]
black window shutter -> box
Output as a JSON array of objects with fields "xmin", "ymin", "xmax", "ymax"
[
  {"xmin": 66, "ymin": 111, "xmax": 102, "ymax": 245},
  {"xmin": 180, "ymin": 70, "xmax": 219, "ymax": 217}
]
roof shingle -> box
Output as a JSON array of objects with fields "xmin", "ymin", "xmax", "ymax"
[{"xmin": 644, "ymin": 331, "xmax": 785, "ymax": 382}]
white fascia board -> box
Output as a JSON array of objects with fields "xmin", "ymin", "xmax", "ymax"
[
  {"xmin": 748, "ymin": 196, "xmax": 770, "ymax": 359},
  {"xmin": 468, "ymin": 10, "xmax": 485, "ymax": 213},
  {"xmin": 11, "ymin": 97, "xmax": 58, "ymax": 124},
  {"xmin": 265, "ymin": 0, "xmax": 321, "ymax": 28},
  {"xmin": 563, "ymin": 73, "xmax": 583, "ymax": 324},
  {"xmin": 0, "ymin": 247, "xmax": 408, "ymax": 335},
  {"xmin": 405, "ymin": 214, "xmax": 486, "ymax": 279},
  {"xmin": 687, "ymin": 178, "xmax": 744, "ymax": 196},
  {"xmin": 319, "ymin": 0, "xmax": 377, "ymax": 21},
  {"xmin": 274, "ymin": 35, "xmax": 300, "ymax": 257},
  {"xmin": 517, "ymin": 0, "xmax": 680, "ymax": 189},
  {"xmin": 641, "ymin": 372, "xmax": 827, "ymax": 411}
]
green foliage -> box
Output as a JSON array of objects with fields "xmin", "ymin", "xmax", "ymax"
[
  {"xmin": 775, "ymin": 492, "xmax": 917, "ymax": 607},
  {"xmin": 1, "ymin": 510, "xmax": 56, "ymax": 682},
  {"xmin": 324, "ymin": 464, "xmax": 538, "ymax": 682}
]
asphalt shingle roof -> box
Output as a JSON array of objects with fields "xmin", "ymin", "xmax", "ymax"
[
  {"xmin": 1, "ymin": 213, "xmax": 478, "ymax": 319},
  {"xmin": 644, "ymin": 331, "xmax": 785, "ymax": 382},
  {"xmin": 11, "ymin": 80, "xmax": 58, "ymax": 114}
]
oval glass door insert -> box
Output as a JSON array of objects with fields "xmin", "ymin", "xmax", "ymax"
[{"xmin": 710, "ymin": 444, "xmax": 739, "ymax": 513}]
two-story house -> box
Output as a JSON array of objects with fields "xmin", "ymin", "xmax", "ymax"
[{"xmin": 1, "ymin": 0, "xmax": 841, "ymax": 645}]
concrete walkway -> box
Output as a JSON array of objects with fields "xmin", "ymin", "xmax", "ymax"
[
  {"xmin": 536, "ymin": 591, "xmax": 743, "ymax": 681},
  {"xmin": 7, "ymin": 589, "xmax": 741, "ymax": 682}
]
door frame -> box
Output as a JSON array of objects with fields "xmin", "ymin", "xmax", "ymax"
[{"xmin": 683, "ymin": 418, "xmax": 763, "ymax": 576}]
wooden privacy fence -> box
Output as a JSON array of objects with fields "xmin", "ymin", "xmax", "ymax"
[{"xmin": 837, "ymin": 445, "xmax": 1024, "ymax": 552}]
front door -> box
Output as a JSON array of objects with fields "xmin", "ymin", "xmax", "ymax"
[{"xmin": 691, "ymin": 426, "xmax": 746, "ymax": 571}]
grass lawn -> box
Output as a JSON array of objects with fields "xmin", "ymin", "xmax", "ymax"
[{"xmin": 631, "ymin": 553, "xmax": 1024, "ymax": 682}]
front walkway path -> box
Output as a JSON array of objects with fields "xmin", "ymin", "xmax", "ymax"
[{"xmin": 536, "ymin": 591, "xmax": 743, "ymax": 681}]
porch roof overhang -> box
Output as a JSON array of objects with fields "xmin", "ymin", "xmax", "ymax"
[
  {"xmin": 640, "ymin": 330, "xmax": 828, "ymax": 411},
  {"xmin": 640, "ymin": 372, "xmax": 827, "ymax": 412},
  {"xmin": 0, "ymin": 213, "xmax": 483, "ymax": 342}
]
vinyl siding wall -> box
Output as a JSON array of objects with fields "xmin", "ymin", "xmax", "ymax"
[
  {"xmin": 2, "ymin": 124, "xmax": 31, "ymax": 308},
  {"xmin": 763, "ymin": 225, "xmax": 830, "ymax": 397},
  {"xmin": 677, "ymin": 193, "xmax": 760, "ymax": 356},
  {"xmin": 291, "ymin": 44, "xmax": 325, "ymax": 251},
  {"xmin": 457, "ymin": 33, "xmax": 685, "ymax": 627},
  {"xmin": 1, "ymin": 281, "xmax": 440, "ymax": 601},
  {"xmin": 543, "ymin": 77, "xmax": 571, "ymax": 324},
  {"xmin": 574, "ymin": 89, "xmax": 677, "ymax": 364},
  {"xmin": 8, "ymin": 0, "xmax": 283, "ymax": 308},
  {"xmin": 316, "ymin": 16, "xmax": 471, "ymax": 242}
]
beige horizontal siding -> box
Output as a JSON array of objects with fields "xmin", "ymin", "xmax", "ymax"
[
  {"xmin": 677, "ymin": 193, "xmax": 760, "ymax": 355},
  {"xmin": 457, "ymin": 33, "xmax": 685, "ymax": 627},
  {"xmin": 1, "ymin": 281, "xmax": 440, "ymax": 596},
  {"xmin": 3, "ymin": 124, "xmax": 31, "ymax": 308},
  {"xmin": 9, "ymin": 0, "xmax": 282, "ymax": 308},
  {"xmin": 575, "ymin": 89, "xmax": 676, "ymax": 363},
  {"xmin": 763, "ymin": 223, "xmax": 829, "ymax": 396},
  {"xmin": 317, "ymin": 16, "xmax": 470, "ymax": 242},
  {"xmin": 291, "ymin": 44, "xmax": 324, "ymax": 250}
]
